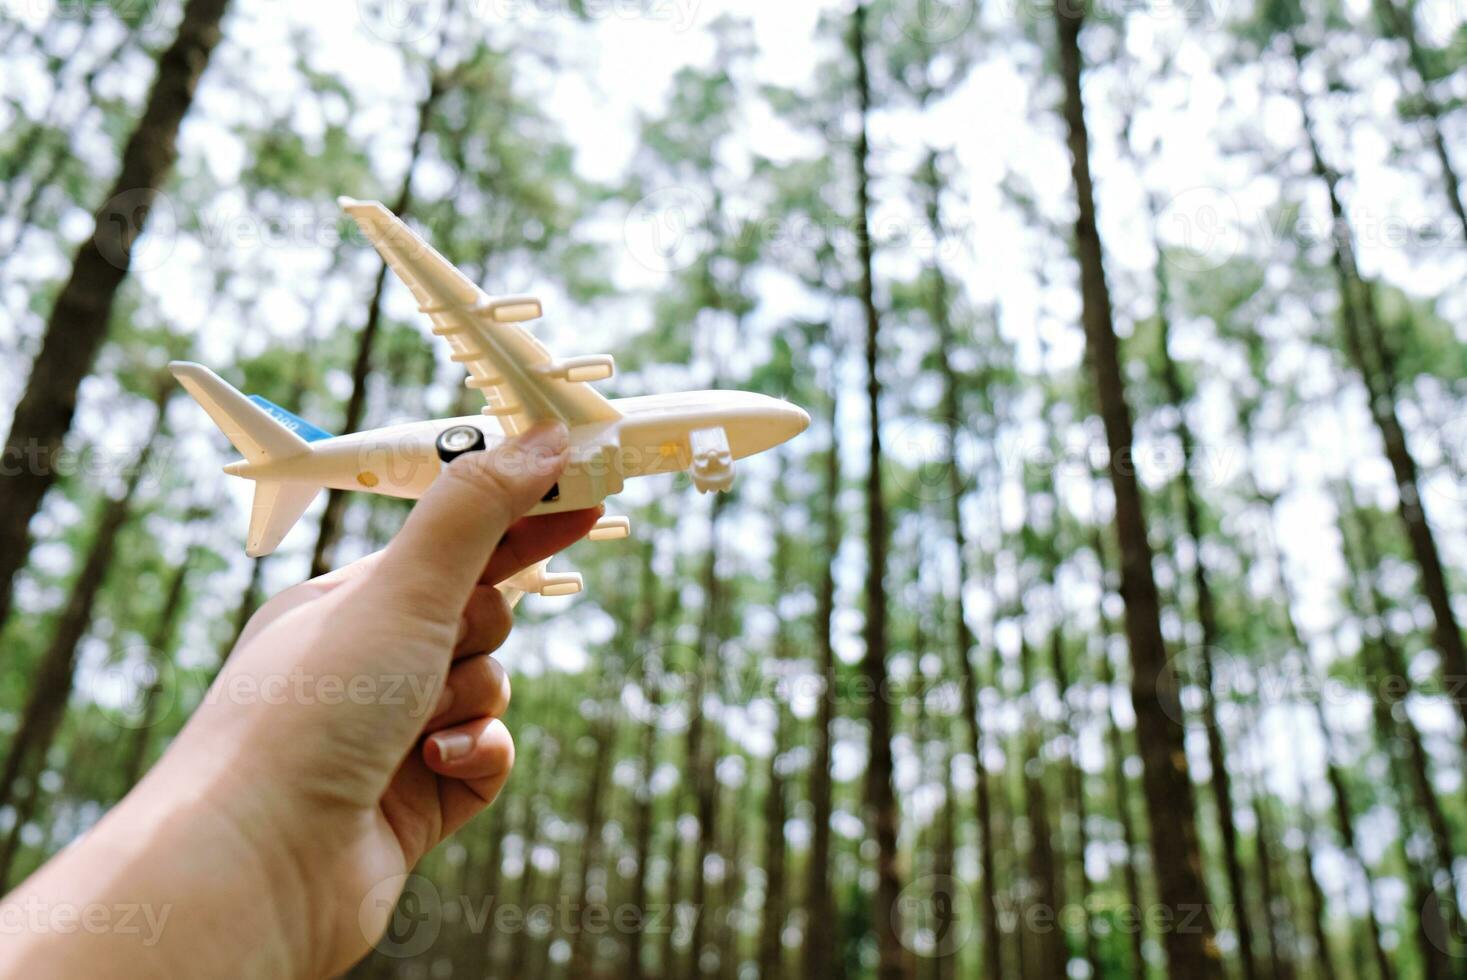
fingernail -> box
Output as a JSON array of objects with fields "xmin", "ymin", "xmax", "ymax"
[
  {"xmin": 519, "ymin": 421, "xmax": 568, "ymax": 456},
  {"xmin": 431, "ymin": 683, "xmax": 454, "ymax": 721},
  {"xmin": 432, "ymin": 731, "xmax": 475, "ymax": 764}
]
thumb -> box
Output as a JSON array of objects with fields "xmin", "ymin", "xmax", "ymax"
[{"xmin": 372, "ymin": 421, "xmax": 569, "ymax": 620}]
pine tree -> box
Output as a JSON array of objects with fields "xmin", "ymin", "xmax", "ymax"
[
  {"xmin": 1054, "ymin": 3, "xmax": 1220, "ymax": 973},
  {"xmin": 0, "ymin": 0, "xmax": 232, "ymax": 635}
]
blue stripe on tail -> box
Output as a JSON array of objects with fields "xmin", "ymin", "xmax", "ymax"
[{"xmin": 247, "ymin": 395, "xmax": 334, "ymax": 443}]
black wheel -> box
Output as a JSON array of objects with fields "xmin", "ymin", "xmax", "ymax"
[{"xmin": 436, "ymin": 424, "xmax": 486, "ymax": 463}]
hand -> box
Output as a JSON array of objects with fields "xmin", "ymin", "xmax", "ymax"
[{"xmin": 4, "ymin": 421, "xmax": 598, "ymax": 978}]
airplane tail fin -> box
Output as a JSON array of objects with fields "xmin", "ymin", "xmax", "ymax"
[{"xmin": 169, "ymin": 361, "xmax": 322, "ymax": 557}]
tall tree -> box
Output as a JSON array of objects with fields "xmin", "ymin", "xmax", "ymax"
[
  {"xmin": 848, "ymin": 7, "xmax": 904, "ymax": 977},
  {"xmin": 1054, "ymin": 3, "xmax": 1221, "ymax": 973},
  {"xmin": 309, "ymin": 52, "xmax": 447, "ymax": 575},
  {"xmin": 1369, "ymin": 0, "xmax": 1467, "ymax": 237},
  {"xmin": 1152, "ymin": 268, "xmax": 1260, "ymax": 980},
  {"xmin": 804, "ymin": 369, "xmax": 845, "ymax": 980},
  {"xmin": 1285, "ymin": 25, "xmax": 1467, "ymax": 741},
  {"xmin": 1339, "ymin": 491, "xmax": 1465, "ymax": 940},
  {"xmin": 0, "ymin": 0, "xmax": 232, "ymax": 635},
  {"xmin": 0, "ymin": 380, "xmax": 172, "ymax": 879},
  {"xmin": 1092, "ymin": 533, "xmax": 1151, "ymax": 978}
]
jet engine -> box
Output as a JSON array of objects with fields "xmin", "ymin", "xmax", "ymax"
[{"xmin": 688, "ymin": 426, "xmax": 734, "ymax": 493}]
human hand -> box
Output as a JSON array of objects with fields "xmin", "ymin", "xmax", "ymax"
[{"xmin": 4, "ymin": 421, "xmax": 597, "ymax": 978}]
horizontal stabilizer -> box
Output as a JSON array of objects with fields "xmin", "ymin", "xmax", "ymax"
[
  {"xmin": 247, "ymin": 481, "xmax": 319, "ymax": 558},
  {"xmin": 171, "ymin": 361, "xmax": 324, "ymax": 559}
]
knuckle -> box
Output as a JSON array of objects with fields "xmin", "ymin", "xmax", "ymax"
[
  {"xmin": 486, "ymin": 592, "xmax": 514, "ymax": 648},
  {"xmin": 483, "ymin": 656, "xmax": 511, "ymax": 711}
]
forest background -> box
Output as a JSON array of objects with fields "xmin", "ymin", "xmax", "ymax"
[{"xmin": 3, "ymin": 0, "xmax": 1467, "ymax": 976}]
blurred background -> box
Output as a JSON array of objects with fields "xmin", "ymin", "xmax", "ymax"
[{"xmin": 2, "ymin": 0, "xmax": 1467, "ymax": 976}]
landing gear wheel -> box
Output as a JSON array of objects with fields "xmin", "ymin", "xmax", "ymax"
[{"xmin": 436, "ymin": 425, "xmax": 486, "ymax": 463}]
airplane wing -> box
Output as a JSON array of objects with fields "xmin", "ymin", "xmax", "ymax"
[{"xmin": 338, "ymin": 198, "xmax": 621, "ymax": 435}]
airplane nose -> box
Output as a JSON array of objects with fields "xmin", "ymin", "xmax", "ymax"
[
  {"xmin": 732, "ymin": 393, "xmax": 812, "ymax": 453},
  {"xmin": 767, "ymin": 399, "xmax": 809, "ymax": 446},
  {"xmin": 787, "ymin": 403, "xmax": 811, "ymax": 438}
]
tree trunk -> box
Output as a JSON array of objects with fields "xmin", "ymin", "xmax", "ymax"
[
  {"xmin": 1340, "ymin": 496, "xmax": 1465, "ymax": 939},
  {"xmin": 1049, "ymin": 631, "xmax": 1102, "ymax": 980},
  {"xmin": 212, "ymin": 556, "xmax": 264, "ymax": 681},
  {"xmin": 717, "ymin": 778, "xmax": 749, "ymax": 980},
  {"xmin": 1019, "ymin": 637, "xmax": 1067, "ymax": 978},
  {"xmin": 922, "ymin": 146, "xmax": 1005, "ymax": 980},
  {"xmin": 661, "ymin": 780, "xmax": 686, "ymax": 979},
  {"xmin": 1092, "ymin": 569, "xmax": 1151, "ymax": 979},
  {"xmin": 1373, "ymin": 0, "xmax": 1467, "ymax": 238},
  {"xmin": 0, "ymin": 0, "xmax": 231, "ymax": 635},
  {"xmin": 309, "ymin": 69, "xmax": 445, "ymax": 575},
  {"xmin": 117, "ymin": 553, "xmax": 195, "ymax": 792},
  {"xmin": 569, "ymin": 693, "xmax": 615, "ymax": 974},
  {"xmin": 1154, "ymin": 292, "xmax": 1260, "ymax": 980},
  {"xmin": 804, "ymin": 382, "xmax": 845, "ymax": 980},
  {"xmin": 1268, "ymin": 528, "xmax": 1396, "ymax": 980},
  {"xmin": 1291, "ymin": 44, "xmax": 1467, "ymax": 741},
  {"xmin": 1055, "ymin": 6, "xmax": 1220, "ymax": 974},
  {"xmin": 0, "ymin": 384, "xmax": 172, "ymax": 886},
  {"xmin": 467, "ymin": 802, "xmax": 507, "ymax": 978},
  {"xmin": 849, "ymin": 8, "xmax": 903, "ymax": 977},
  {"xmin": 1247, "ymin": 784, "xmax": 1294, "ymax": 980},
  {"xmin": 1291, "ymin": 800, "xmax": 1339, "ymax": 980},
  {"xmin": 1364, "ymin": 634, "xmax": 1459, "ymax": 978},
  {"xmin": 1235, "ymin": 399, "xmax": 1339, "ymax": 980},
  {"xmin": 627, "ymin": 550, "xmax": 661, "ymax": 980},
  {"xmin": 687, "ymin": 492, "xmax": 727, "ymax": 977},
  {"xmin": 0, "ymin": 22, "xmax": 142, "ymax": 266},
  {"xmin": 508, "ymin": 746, "xmax": 554, "ymax": 980},
  {"xmin": 758, "ymin": 515, "xmax": 791, "ymax": 980}
]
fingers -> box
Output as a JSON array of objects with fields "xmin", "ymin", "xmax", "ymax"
[
  {"xmin": 370, "ymin": 422, "xmax": 569, "ymax": 621},
  {"xmin": 480, "ymin": 507, "xmax": 604, "ymax": 586},
  {"xmin": 455, "ymin": 586, "xmax": 514, "ymax": 658},
  {"xmin": 427, "ymin": 653, "xmax": 511, "ymax": 730},
  {"xmin": 426, "ymin": 718, "xmax": 516, "ymax": 837}
]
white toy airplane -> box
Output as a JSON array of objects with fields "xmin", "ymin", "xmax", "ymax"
[{"xmin": 171, "ymin": 198, "xmax": 808, "ymax": 601}]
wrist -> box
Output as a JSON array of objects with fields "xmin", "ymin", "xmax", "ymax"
[{"xmin": 3, "ymin": 729, "xmax": 320, "ymax": 978}]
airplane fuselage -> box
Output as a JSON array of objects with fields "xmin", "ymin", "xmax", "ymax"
[{"xmin": 224, "ymin": 388, "xmax": 807, "ymax": 514}]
